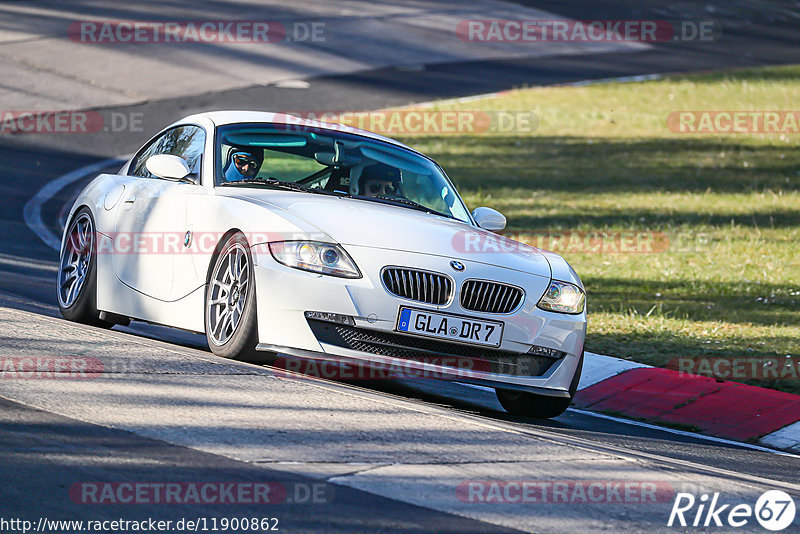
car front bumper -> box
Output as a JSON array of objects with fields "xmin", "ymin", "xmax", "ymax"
[{"xmin": 250, "ymin": 244, "xmax": 586, "ymax": 394}]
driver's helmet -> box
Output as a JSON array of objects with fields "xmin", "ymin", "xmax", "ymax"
[
  {"xmin": 358, "ymin": 163, "xmax": 402, "ymax": 196},
  {"xmin": 223, "ymin": 145, "xmax": 263, "ymax": 181}
]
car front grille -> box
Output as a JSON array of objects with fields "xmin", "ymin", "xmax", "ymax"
[
  {"xmin": 460, "ymin": 280, "xmax": 524, "ymax": 314},
  {"xmin": 307, "ymin": 319, "xmax": 555, "ymax": 377},
  {"xmin": 382, "ymin": 267, "xmax": 452, "ymax": 305}
]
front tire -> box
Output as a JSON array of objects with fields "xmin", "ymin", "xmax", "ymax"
[
  {"xmin": 205, "ymin": 233, "xmax": 260, "ymax": 360},
  {"xmin": 496, "ymin": 351, "xmax": 584, "ymax": 419},
  {"xmin": 57, "ymin": 208, "xmax": 110, "ymax": 327}
]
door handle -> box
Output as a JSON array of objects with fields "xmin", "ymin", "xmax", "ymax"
[{"xmin": 123, "ymin": 196, "xmax": 136, "ymax": 204}]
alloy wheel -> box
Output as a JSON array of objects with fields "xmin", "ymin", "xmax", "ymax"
[{"xmin": 207, "ymin": 242, "xmax": 251, "ymax": 345}]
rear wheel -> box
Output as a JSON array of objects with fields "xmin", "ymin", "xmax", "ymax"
[
  {"xmin": 496, "ymin": 351, "xmax": 584, "ymax": 419},
  {"xmin": 205, "ymin": 233, "xmax": 261, "ymax": 360},
  {"xmin": 57, "ymin": 208, "xmax": 111, "ymax": 327}
]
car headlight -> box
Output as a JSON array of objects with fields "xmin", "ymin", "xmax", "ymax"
[
  {"xmin": 268, "ymin": 241, "xmax": 361, "ymax": 278},
  {"xmin": 537, "ymin": 280, "xmax": 586, "ymax": 314}
]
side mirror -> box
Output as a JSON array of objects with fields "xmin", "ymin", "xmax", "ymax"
[
  {"xmin": 472, "ymin": 207, "xmax": 506, "ymax": 231},
  {"xmin": 145, "ymin": 154, "xmax": 191, "ymax": 181}
]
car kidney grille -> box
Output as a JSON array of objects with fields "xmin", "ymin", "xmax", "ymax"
[
  {"xmin": 460, "ymin": 280, "xmax": 524, "ymax": 314},
  {"xmin": 382, "ymin": 268, "xmax": 452, "ymax": 305}
]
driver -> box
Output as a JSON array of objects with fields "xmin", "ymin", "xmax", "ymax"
[
  {"xmin": 359, "ymin": 163, "xmax": 402, "ymax": 197},
  {"xmin": 223, "ymin": 146, "xmax": 264, "ymax": 181}
]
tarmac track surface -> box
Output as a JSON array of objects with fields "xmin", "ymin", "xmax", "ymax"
[{"xmin": 1, "ymin": 0, "xmax": 800, "ymax": 531}]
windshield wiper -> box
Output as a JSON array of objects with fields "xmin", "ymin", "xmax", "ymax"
[
  {"xmin": 221, "ymin": 180, "xmax": 452, "ymax": 217},
  {"xmin": 220, "ymin": 178, "xmax": 339, "ymax": 195},
  {"xmin": 354, "ymin": 195, "xmax": 453, "ymax": 219},
  {"xmin": 297, "ymin": 166, "xmax": 334, "ymax": 185}
]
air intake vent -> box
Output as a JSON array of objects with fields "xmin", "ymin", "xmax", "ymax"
[
  {"xmin": 306, "ymin": 319, "xmax": 556, "ymax": 377},
  {"xmin": 382, "ymin": 267, "xmax": 452, "ymax": 305},
  {"xmin": 460, "ymin": 280, "xmax": 524, "ymax": 314}
]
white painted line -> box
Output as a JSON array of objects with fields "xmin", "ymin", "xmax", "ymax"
[
  {"xmin": 567, "ymin": 408, "xmax": 799, "ymax": 457},
  {"xmin": 391, "ymin": 73, "xmax": 664, "ymax": 110},
  {"xmin": 578, "ymin": 351, "xmax": 649, "ymax": 390},
  {"xmin": 23, "ymin": 157, "xmax": 127, "ymax": 251},
  {"xmin": 272, "ymin": 79, "xmax": 310, "ymax": 89},
  {"xmin": 457, "ymin": 382, "xmax": 795, "ymax": 456},
  {"xmin": 759, "ymin": 421, "xmax": 800, "ymax": 453},
  {"xmin": 0, "ymin": 253, "xmax": 57, "ymax": 272},
  {"xmin": 562, "ymin": 73, "xmax": 663, "ymax": 87}
]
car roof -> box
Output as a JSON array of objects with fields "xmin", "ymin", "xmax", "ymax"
[{"xmin": 170, "ymin": 110, "xmax": 416, "ymax": 152}]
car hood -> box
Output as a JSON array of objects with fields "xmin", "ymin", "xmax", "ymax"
[{"xmin": 230, "ymin": 190, "xmax": 552, "ymax": 278}]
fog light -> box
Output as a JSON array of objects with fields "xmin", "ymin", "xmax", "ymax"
[
  {"xmin": 304, "ymin": 311, "xmax": 355, "ymax": 326},
  {"xmin": 528, "ymin": 345, "xmax": 567, "ymax": 359}
]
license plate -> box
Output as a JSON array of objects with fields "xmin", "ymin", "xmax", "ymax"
[{"xmin": 396, "ymin": 307, "xmax": 504, "ymax": 347}]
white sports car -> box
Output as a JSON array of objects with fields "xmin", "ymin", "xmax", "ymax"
[{"xmin": 57, "ymin": 111, "xmax": 587, "ymax": 418}]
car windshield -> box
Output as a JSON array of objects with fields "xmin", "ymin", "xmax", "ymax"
[{"xmin": 215, "ymin": 123, "xmax": 471, "ymax": 223}]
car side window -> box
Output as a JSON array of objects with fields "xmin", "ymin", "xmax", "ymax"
[{"xmin": 130, "ymin": 125, "xmax": 205, "ymax": 179}]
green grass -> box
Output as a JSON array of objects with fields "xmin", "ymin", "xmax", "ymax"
[{"xmin": 393, "ymin": 65, "xmax": 800, "ymax": 394}]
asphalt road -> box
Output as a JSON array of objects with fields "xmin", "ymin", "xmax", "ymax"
[
  {"xmin": 2, "ymin": 0, "xmax": 800, "ymax": 532},
  {"xmin": 0, "ymin": 395, "xmax": 520, "ymax": 533}
]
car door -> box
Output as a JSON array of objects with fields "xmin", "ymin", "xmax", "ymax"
[{"xmin": 113, "ymin": 125, "xmax": 205, "ymax": 301}]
